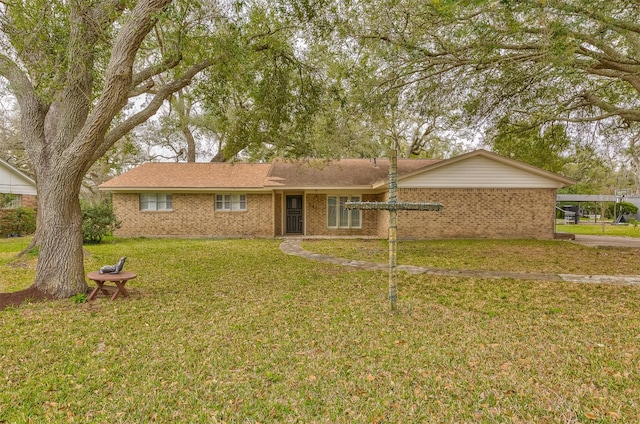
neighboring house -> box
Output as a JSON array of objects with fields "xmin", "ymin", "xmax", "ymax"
[
  {"xmin": 99, "ymin": 149, "xmax": 575, "ymax": 240},
  {"xmin": 0, "ymin": 159, "xmax": 37, "ymax": 210}
]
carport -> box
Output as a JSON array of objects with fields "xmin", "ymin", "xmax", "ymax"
[{"xmin": 555, "ymin": 194, "xmax": 629, "ymax": 224}]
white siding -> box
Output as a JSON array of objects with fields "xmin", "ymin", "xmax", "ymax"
[
  {"xmin": 399, "ymin": 155, "xmax": 565, "ymax": 189},
  {"xmin": 0, "ymin": 162, "xmax": 37, "ymax": 195}
]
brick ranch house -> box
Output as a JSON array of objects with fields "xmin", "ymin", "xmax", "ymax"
[
  {"xmin": 99, "ymin": 149, "xmax": 575, "ymax": 240},
  {"xmin": 0, "ymin": 159, "xmax": 37, "ymax": 237},
  {"xmin": 0, "ymin": 158, "xmax": 37, "ymax": 210}
]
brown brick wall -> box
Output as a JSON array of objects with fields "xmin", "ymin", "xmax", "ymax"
[
  {"xmin": 305, "ymin": 193, "xmax": 385, "ymax": 237},
  {"xmin": 21, "ymin": 194, "xmax": 37, "ymax": 208},
  {"xmin": 274, "ymin": 193, "xmax": 282, "ymax": 236},
  {"xmin": 376, "ymin": 192, "xmax": 390, "ymax": 238},
  {"xmin": 113, "ymin": 193, "xmax": 274, "ymax": 238},
  {"xmin": 396, "ymin": 188, "xmax": 557, "ymax": 239},
  {"xmin": 112, "ymin": 188, "xmax": 557, "ymax": 239}
]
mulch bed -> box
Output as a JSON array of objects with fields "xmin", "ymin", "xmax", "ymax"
[{"xmin": 0, "ymin": 286, "xmax": 54, "ymax": 311}]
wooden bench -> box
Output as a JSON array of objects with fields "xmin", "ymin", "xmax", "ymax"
[{"xmin": 87, "ymin": 271, "xmax": 137, "ymax": 301}]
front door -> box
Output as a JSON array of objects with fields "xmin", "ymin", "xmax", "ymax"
[{"xmin": 286, "ymin": 195, "xmax": 303, "ymax": 234}]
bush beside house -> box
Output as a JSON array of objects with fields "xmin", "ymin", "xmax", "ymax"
[{"xmin": 0, "ymin": 207, "xmax": 37, "ymax": 237}]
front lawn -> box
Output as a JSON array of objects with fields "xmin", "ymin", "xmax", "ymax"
[
  {"xmin": 1, "ymin": 237, "xmax": 639, "ymax": 422},
  {"xmin": 303, "ymin": 238, "xmax": 640, "ymax": 275},
  {"xmin": 557, "ymin": 222, "xmax": 640, "ymax": 237}
]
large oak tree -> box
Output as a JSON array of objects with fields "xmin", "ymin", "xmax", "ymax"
[
  {"xmin": 0, "ymin": 0, "xmax": 217, "ymax": 297},
  {"xmin": 339, "ymin": 0, "xmax": 640, "ymax": 182},
  {"xmin": 0, "ymin": 0, "xmax": 363, "ymax": 298}
]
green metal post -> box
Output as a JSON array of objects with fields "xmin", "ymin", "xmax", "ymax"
[
  {"xmin": 388, "ymin": 147, "xmax": 398, "ymax": 311},
  {"xmin": 343, "ymin": 146, "xmax": 442, "ymax": 311}
]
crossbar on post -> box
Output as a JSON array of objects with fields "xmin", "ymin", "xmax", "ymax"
[{"xmin": 345, "ymin": 147, "xmax": 443, "ymax": 311}]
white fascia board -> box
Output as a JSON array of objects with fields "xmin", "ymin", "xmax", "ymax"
[
  {"xmin": 101, "ymin": 187, "xmax": 273, "ymax": 193},
  {"xmin": 268, "ymin": 185, "xmax": 374, "ymax": 192}
]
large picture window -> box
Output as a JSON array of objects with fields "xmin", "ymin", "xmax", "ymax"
[
  {"xmin": 140, "ymin": 193, "xmax": 173, "ymax": 211},
  {"xmin": 215, "ymin": 194, "xmax": 247, "ymax": 211},
  {"xmin": 327, "ymin": 195, "xmax": 361, "ymax": 228},
  {"xmin": 0, "ymin": 193, "xmax": 21, "ymax": 209}
]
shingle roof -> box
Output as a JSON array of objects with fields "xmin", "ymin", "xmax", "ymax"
[
  {"xmin": 99, "ymin": 162, "xmax": 273, "ymax": 190},
  {"xmin": 99, "ymin": 158, "xmax": 441, "ymax": 191},
  {"xmin": 267, "ymin": 158, "xmax": 440, "ymax": 188}
]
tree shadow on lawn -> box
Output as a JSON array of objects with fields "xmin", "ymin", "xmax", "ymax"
[{"xmin": 0, "ymin": 286, "xmax": 54, "ymax": 311}]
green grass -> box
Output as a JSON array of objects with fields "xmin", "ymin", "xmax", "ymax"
[
  {"xmin": 303, "ymin": 238, "xmax": 640, "ymax": 275},
  {"xmin": 557, "ymin": 222, "xmax": 640, "ymax": 237},
  {"xmin": 0, "ymin": 237, "xmax": 36, "ymax": 292},
  {"xmin": 1, "ymin": 237, "xmax": 640, "ymax": 422}
]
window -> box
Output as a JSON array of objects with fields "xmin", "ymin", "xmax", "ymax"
[
  {"xmin": 140, "ymin": 193, "xmax": 173, "ymax": 211},
  {"xmin": 327, "ymin": 195, "xmax": 361, "ymax": 228},
  {"xmin": 0, "ymin": 193, "xmax": 21, "ymax": 209},
  {"xmin": 215, "ymin": 194, "xmax": 247, "ymax": 211}
]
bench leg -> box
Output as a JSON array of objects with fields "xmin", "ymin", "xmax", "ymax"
[
  {"xmin": 87, "ymin": 281, "xmax": 108, "ymax": 301},
  {"xmin": 111, "ymin": 281, "xmax": 129, "ymax": 301}
]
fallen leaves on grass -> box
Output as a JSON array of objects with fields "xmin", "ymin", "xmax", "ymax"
[
  {"xmin": 0, "ymin": 238, "xmax": 639, "ymax": 422},
  {"xmin": 303, "ymin": 239, "xmax": 640, "ymax": 275}
]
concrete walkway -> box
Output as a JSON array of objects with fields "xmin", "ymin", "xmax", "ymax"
[{"xmin": 280, "ymin": 238, "xmax": 640, "ymax": 287}]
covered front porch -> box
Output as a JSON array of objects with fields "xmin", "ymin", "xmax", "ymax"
[{"xmin": 272, "ymin": 190, "xmax": 385, "ymax": 237}]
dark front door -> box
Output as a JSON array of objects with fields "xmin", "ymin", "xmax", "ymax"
[{"xmin": 286, "ymin": 195, "xmax": 303, "ymax": 234}]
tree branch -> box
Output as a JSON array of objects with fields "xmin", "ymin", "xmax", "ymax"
[
  {"xmin": 552, "ymin": 3, "xmax": 640, "ymax": 36},
  {"xmin": 127, "ymin": 79, "xmax": 155, "ymax": 97},
  {"xmin": 573, "ymin": 37, "xmax": 640, "ymax": 72},
  {"xmin": 89, "ymin": 0, "xmax": 126, "ymax": 27},
  {"xmin": 0, "ymin": 53, "xmax": 48, "ymax": 165},
  {"xmin": 580, "ymin": 91, "xmax": 640, "ymax": 122},
  {"xmin": 99, "ymin": 60, "xmax": 212, "ymax": 162},
  {"xmin": 132, "ymin": 54, "xmax": 182, "ymax": 87},
  {"xmin": 70, "ymin": 0, "xmax": 172, "ymax": 162},
  {"xmin": 0, "ymin": 53, "xmax": 34, "ymax": 102}
]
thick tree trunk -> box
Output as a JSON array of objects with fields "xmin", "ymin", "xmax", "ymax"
[
  {"xmin": 175, "ymin": 91, "xmax": 197, "ymax": 162},
  {"xmin": 181, "ymin": 124, "xmax": 197, "ymax": 162},
  {"xmin": 31, "ymin": 167, "xmax": 87, "ymax": 298}
]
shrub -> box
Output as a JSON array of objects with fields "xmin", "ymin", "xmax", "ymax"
[
  {"xmin": 606, "ymin": 201, "xmax": 638, "ymax": 220},
  {"xmin": 81, "ymin": 201, "xmax": 121, "ymax": 244},
  {"xmin": 0, "ymin": 207, "xmax": 37, "ymax": 237}
]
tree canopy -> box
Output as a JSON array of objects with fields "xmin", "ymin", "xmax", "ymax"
[
  {"xmin": 322, "ymin": 0, "xmax": 640, "ymax": 190},
  {"xmin": 0, "ymin": 0, "xmax": 284, "ymax": 297},
  {"xmin": 4, "ymin": 0, "xmax": 640, "ymax": 298}
]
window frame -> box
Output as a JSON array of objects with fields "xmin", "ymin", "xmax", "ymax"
[
  {"xmin": 327, "ymin": 195, "xmax": 362, "ymax": 229},
  {"xmin": 215, "ymin": 193, "xmax": 247, "ymax": 211},
  {"xmin": 0, "ymin": 193, "xmax": 21, "ymax": 209},
  {"xmin": 140, "ymin": 193, "xmax": 173, "ymax": 211}
]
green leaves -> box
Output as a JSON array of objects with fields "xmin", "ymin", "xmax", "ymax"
[
  {"xmin": 194, "ymin": 5, "xmax": 332, "ymax": 160},
  {"xmin": 488, "ymin": 118, "xmax": 572, "ymax": 173},
  {"xmin": 81, "ymin": 201, "xmax": 121, "ymax": 244}
]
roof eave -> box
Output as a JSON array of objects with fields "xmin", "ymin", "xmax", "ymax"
[
  {"xmin": 99, "ymin": 186, "xmax": 272, "ymax": 192},
  {"xmin": 394, "ymin": 149, "xmax": 576, "ymax": 187},
  {"xmin": 0, "ymin": 158, "xmax": 36, "ymax": 185},
  {"xmin": 267, "ymin": 185, "xmax": 375, "ymax": 191}
]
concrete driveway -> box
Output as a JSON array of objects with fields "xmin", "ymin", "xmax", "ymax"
[{"xmin": 571, "ymin": 234, "xmax": 640, "ymax": 248}]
